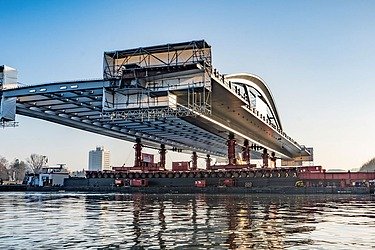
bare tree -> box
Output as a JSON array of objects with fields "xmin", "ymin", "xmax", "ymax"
[
  {"xmin": 360, "ymin": 157, "xmax": 375, "ymax": 172},
  {"xmin": 9, "ymin": 159, "xmax": 28, "ymax": 182},
  {"xmin": 27, "ymin": 154, "xmax": 48, "ymax": 174},
  {"xmin": 0, "ymin": 156, "xmax": 9, "ymax": 181}
]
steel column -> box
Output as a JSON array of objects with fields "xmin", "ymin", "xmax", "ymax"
[
  {"xmin": 270, "ymin": 152, "xmax": 277, "ymax": 168},
  {"xmin": 227, "ymin": 133, "xmax": 236, "ymax": 165},
  {"xmin": 206, "ymin": 154, "xmax": 211, "ymax": 170},
  {"xmin": 134, "ymin": 138, "xmax": 142, "ymax": 167},
  {"xmin": 262, "ymin": 148, "xmax": 269, "ymax": 168},
  {"xmin": 242, "ymin": 139, "xmax": 250, "ymax": 164},
  {"xmin": 191, "ymin": 152, "xmax": 198, "ymax": 170},
  {"xmin": 159, "ymin": 144, "xmax": 166, "ymax": 170}
]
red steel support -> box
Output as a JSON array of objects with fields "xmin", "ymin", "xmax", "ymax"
[
  {"xmin": 227, "ymin": 133, "xmax": 236, "ymax": 165},
  {"xmin": 191, "ymin": 152, "xmax": 198, "ymax": 170},
  {"xmin": 242, "ymin": 139, "xmax": 250, "ymax": 164},
  {"xmin": 159, "ymin": 144, "xmax": 166, "ymax": 170},
  {"xmin": 134, "ymin": 138, "xmax": 142, "ymax": 167},
  {"xmin": 262, "ymin": 148, "xmax": 269, "ymax": 168},
  {"xmin": 206, "ymin": 154, "xmax": 211, "ymax": 170}
]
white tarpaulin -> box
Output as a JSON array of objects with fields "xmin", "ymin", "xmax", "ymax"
[
  {"xmin": 0, "ymin": 65, "xmax": 17, "ymax": 121},
  {"xmin": 0, "ymin": 96, "xmax": 16, "ymax": 121},
  {"xmin": 0, "ymin": 65, "xmax": 18, "ymax": 89}
]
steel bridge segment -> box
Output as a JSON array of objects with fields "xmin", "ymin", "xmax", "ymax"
[
  {"xmin": 200, "ymin": 75, "xmax": 307, "ymax": 159},
  {"xmin": 15, "ymin": 104, "xmax": 227, "ymax": 156},
  {"xmin": 2, "ymin": 79, "xmax": 112, "ymax": 97},
  {"xmin": 226, "ymin": 73, "xmax": 283, "ymax": 131},
  {"xmin": 147, "ymin": 70, "xmax": 304, "ymax": 159},
  {"xmin": 3, "ymin": 79, "xmax": 227, "ymax": 156},
  {"xmin": 1, "ymin": 40, "xmax": 310, "ymax": 161},
  {"xmin": 1, "ymin": 78, "xmax": 304, "ymax": 159}
]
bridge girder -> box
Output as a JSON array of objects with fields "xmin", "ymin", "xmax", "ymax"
[{"xmin": 0, "ymin": 40, "xmax": 311, "ymax": 161}]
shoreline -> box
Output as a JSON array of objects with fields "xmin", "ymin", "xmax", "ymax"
[{"xmin": 0, "ymin": 184, "xmax": 373, "ymax": 195}]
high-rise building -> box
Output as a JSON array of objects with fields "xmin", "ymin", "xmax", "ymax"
[{"xmin": 88, "ymin": 146, "xmax": 110, "ymax": 171}]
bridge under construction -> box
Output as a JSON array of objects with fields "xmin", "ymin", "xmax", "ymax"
[{"xmin": 0, "ymin": 40, "xmax": 311, "ymax": 169}]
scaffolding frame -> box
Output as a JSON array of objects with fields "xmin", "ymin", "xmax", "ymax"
[
  {"xmin": 102, "ymin": 40, "xmax": 212, "ymax": 120},
  {"xmin": 103, "ymin": 40, "xmax": 211, "ymax": 79}
]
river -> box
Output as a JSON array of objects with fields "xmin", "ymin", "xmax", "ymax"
[{"xmin": 0, "ymin": 192, "xmax": 374, "ymax": 249}]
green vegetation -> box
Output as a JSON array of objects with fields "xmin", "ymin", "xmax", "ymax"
[{"xmin": 360, "ymin": 158, "xmax": 375, "ymax": 172}]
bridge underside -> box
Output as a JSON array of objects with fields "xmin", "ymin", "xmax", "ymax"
[
  {"xmin": 3, "ymin": 76, "xmax": 305, "ymax": 160},
  {"xmin": 6, "ymin": 79, "xmax": 225, "ymax": 156}
]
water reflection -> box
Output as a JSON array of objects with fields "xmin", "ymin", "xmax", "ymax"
[{"xmin": 0, "ymin": 193, "xmax": 374, "ymax": 249}]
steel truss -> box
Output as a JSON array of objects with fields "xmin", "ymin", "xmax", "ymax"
[
  {"xmin": 102, "ymin": 40, "xmax": 212, "ymax": 121},
  {"xmin": 101, "ymin": 104, "xmax": 212, "ymax": 121},
  {"xmin": 103, "ymin": 40, "xmax": 211, "ymax": 79}
]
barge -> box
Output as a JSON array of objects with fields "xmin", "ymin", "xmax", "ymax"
[
  {"xmin": 58, "ymin": 165, "xmax": 375, "ymax": 195},
  {"xmin": 3, "ymin": 165, "xmax": 374, "ymax": 194},
  {"xmin": 19, "ymin": 141, "xmax": 375, "ymax": 194},
  {"xmin": 62, "ymin": 138, "xmax": 374, "ymax": 194}
]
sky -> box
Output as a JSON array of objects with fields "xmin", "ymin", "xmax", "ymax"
[{"xmin": 1, "ymin": 0, "xmax": 375, "ymax": 171}]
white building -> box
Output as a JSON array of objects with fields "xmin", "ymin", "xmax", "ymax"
[{"xmin": 88, "ymin": 146, "xmax": 110, "ymax": 171}]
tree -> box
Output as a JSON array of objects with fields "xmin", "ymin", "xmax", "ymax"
[
  {"xmin": 27, "ymin": 154, "xmax": 48, "ymax": 174},
  {"xmin": 9, "ymin": 159, "xmax": 28, "ymax": 182},
  {"xmin": 0, "ymin": 156, "xmax": 9, "ymax": 181},
  {"xmin": 360, "ymin": 157, "xmax": 375, "ymax": 172}
]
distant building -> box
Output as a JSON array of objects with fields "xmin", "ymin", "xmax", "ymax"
[{"xmin": 88, "ymin": 146, "xmax": 110, "ymax": 171}]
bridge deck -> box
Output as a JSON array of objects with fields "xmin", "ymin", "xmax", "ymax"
[
  {"xmin": 1, "ymin": 75, "xmax": 306, "ymax": 159},
  {"xmin": 0, "ymin": 40, "xmax": 310, "ymax": 162}
]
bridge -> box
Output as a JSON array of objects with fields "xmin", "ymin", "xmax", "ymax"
[{"xmin": 0, "ymin": 40, "xmax": 311, "ymax": 168}]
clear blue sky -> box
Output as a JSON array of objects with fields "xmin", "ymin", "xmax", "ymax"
[{"xmin": 1, "ymin": 0, "xmax": 375, "ymax": 170}]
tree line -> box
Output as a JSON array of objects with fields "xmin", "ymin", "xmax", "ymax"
[{"xmin": 0, "ymin": 154, "xmax": 48, "ymax": 182}]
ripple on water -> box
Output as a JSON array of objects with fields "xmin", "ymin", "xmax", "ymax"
[{"xmin": 0, "ymin": 193, "xmax": 374, "ymax": 249}]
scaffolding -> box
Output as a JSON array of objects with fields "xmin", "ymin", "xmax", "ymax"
[
  {"xmin": 0, "ymin": 65, "xmax": 17, "ymax": 126},
  {"xmin": 101, "ymin": 40, "xmax": 212, "ymax": 120}
]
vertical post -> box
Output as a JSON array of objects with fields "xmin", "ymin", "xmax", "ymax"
[
  {"xmin": 191, "ymin": 152, "xmax": 198, "ymax": 170},
  {"xmin": 242, "ymin": 139, "xmax": 250, "ymax": 165},
  {"xmin": 159, "ymin": 144, "xmax": 166, "ymax": 170},
  {"xmin": 270, "ymin": 152, "xmax": 277, "ymax": 168},
  {"xmin": 206, "ymin": 154, "xmax": 211, "ymax": 170},
  {"xmin": 348, "ymin": 170, "xmax": 351, "ymax": 185},
  {"xmin": 262, "ymin": 148, "xmax": 269, "ymax": 168},
  {"xmin": 134, "ymin": 138, "xmax": 142, "ymax": 168},
  {"xmin": 227, "ymin": 133, "xmax": 236, "ymax": 165}
]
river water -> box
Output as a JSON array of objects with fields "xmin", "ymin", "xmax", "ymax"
[{"xmin": 0, "ymin": 192, "xmax": 374, "ymax": 249}]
